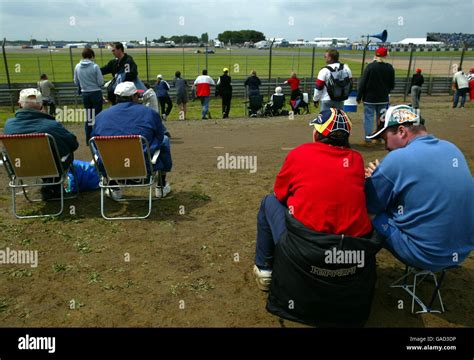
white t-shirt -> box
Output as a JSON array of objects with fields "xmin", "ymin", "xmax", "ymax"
[
  {"xmin": 453, "ymin": 71, "xmax": 469, "ymax": 89},
  {"xmin": 313, "ymin": 63, "xmax": 352, "ymax": 102}
]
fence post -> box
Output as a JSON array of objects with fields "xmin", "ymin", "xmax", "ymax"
[
  {"xmin": 97, "ymin": 38, "xmax": 103, "ymax": 66},
  {"xmin": 403, "ymin": 47, "xmax": 414, "ymax": 102},
  {"xmin": 310, "ymin": 46, "xmax": 315, "ymax": 82},
  {"xmin": 182, "ymin": 39, "xmax": 185, "ymax": 77},
  {"xmin": 145, "ymin": 37, "xmax": 150, "ymax": 83},
  {"xmin": 459, "ymin": 41, "xmax": 467, "ymax": 69},
  {"xmin": 205, "ymin": 44, "xmax": 208, "ymax": 70},
  {"xmin": 2, "ymin": 38, "xmax": 15, "ymax": 112},
  {"xmin": 37, "ymin": 56, "xmax": 42, "ymax": 77},
  {"xmin": 268, "ymin": 40, "xmax": 274, "ymax": 99},
  {"xmin": 297, "ymin": 47, "xmax": 301, "ymax": 74},
  {"xmin": 49, "ymin": 49, "xmax": 56, "ymax": 81},
  {"xmin": 68, "ymin": 47, "xmax": 77, "ymax": 106}
]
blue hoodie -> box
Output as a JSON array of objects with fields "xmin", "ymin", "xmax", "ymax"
[{"xmin": 74, "ymin": 59, "xmax": 104, "ymax": 93}]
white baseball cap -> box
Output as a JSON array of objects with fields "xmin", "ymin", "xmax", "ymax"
[
  {"xmin": 114, "ymin": 82, "xmax": 138, "ymax": 96},
  {"xmin": 157, "ymin": 74, "xmax": 163, "ymax": 79},
  {"xmin": 367, "ymin": 105, "xmax": 420, "ymax": 139},
  {"xmin": 19, "ymin": 88, "xmax": 42, "ymax": 103}
]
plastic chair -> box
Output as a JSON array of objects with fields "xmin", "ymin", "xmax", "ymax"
[
  {"xmin": 89, "ymin": 135, "xmax": 160, "ymax": 220},
  {"xmin": 0, "ymin": 133, "xmax": 75, "ymax": 218}
]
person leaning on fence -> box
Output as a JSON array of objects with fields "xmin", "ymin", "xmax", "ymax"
[
  {"xmin": 155, "ymin": 74, "xmax": 173, "ymax": 120},
  {"xmin": 37, "ymin": 74, "xmax": 56, "ymax": 117},
  {"xmin": 91, "ymin": 82, "xmax": 172, "ymax": 200},
  {"xmin": 452, "ymin": 66, "xmax": 469, "ymax": 108},
  {"xmin": 244, "ymin": 70, "xmax": 261, "ymax": 97},
  {"xmin": 74, "ymin": 47, "xmax": 104, "ymax": 144},
  {"xmin": 100, "ymin": 42, "xmax": 138, "ymax": 105},
  {"xmin": 4, "ymin": 89, "xmax": 79, "ymax": 200},
  {"xmin": 409, "ymin": 68, "xmax": 424, "ymax": 110},
  {"xmin": 365, "ymin": 105, "xmax": 473, "ymax": 272},
  {"xmin": 217, "ymin": 68, "xmax": 233, "ymax": 119},
  {"xmin": 313, "ymin": 49, "xmax": 352, "ymax": 112},
  {"xmin": 283, "ymin": 72, "xmax": 301, "ymax": 101},
  {"xmin": 173, "ymin": 71, "xmax": 189, "ymax": 120},
  {"xmin": 357, "ymin": 47, "xmax": 395, "ymax": 146},
  {"xmin": 193, "ymin": 69, "xmax": 215, "ymax": 120}
]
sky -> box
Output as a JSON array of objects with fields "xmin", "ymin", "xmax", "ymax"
[{"xmin": 0, "ymin": 0, "xmax": 472, "ymax": 42}]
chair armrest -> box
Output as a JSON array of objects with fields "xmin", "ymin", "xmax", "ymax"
[{"xmin": 152, "ymin": 149, "xmax": 160, "ymax": 165}]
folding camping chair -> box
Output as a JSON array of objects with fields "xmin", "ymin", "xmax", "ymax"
[
  {"xmin": 390, "ymin": 265, "xmax": 453, "ymax": 314},
  {"xmin": 247, "ymin": 95, "xmax": 264, "ymax": 117},
  {"xmin": 0, "ymin": 133, "xmax": 75, "ymax": 219},
  {"xmin": 264, "ymin": 94, "xmax": 286, "ymax": 116},
  {"xmin": 89, "ymin": 135, "xmax": 160, "ymax": 220}
]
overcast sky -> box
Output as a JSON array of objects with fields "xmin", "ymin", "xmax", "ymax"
[{"xmin": 0, "ymin": 0, "xmax": 472, "ymax": 42}]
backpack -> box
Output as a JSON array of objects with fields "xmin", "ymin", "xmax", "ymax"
[{"xmin": 324, "ymin": 64, "xmax": 352, "ymax": 101}]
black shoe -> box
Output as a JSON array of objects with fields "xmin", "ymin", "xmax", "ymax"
[
  {"xmin": 208, "ymin": 112, "xmax": 212, "ymax": 119},
  {"xmin": 164, "ymin": 131, "xmax": 171, "ymax": 138}
]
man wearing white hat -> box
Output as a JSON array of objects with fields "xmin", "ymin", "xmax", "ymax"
[
  {"xmin": 155, "ymin": 74, "xmax": 173, "ymax": 120},
  {"xmin": 365, "ymin": 105, "xmax": 473, "ymax": 272},
  {"xmin": 92, "ymin": 82, "xmax": 172, "ymax": 200},
  {"xmin": 4, "ymin": 88, "xmax": 79, "ymax": 199}
]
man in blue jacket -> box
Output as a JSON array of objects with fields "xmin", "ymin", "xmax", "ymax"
[
  {"xmin": 155, "ymin": 74, "xmax": 173, "ymax": 120},
  {"xmin": 91, "ymin": 82, "xmax": 172, "ymax": 200},
  {"xmin": 365, "ymin": 105, "xmax": 473, "ymax": 272},
  {"xmin": 4, "ymin": 88, "xmax": 79, "ymax": 199}
]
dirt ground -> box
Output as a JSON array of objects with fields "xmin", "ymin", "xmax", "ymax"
[{"xmin": 0, "ymin": 95, "xmax": 472, "ymax": 328}]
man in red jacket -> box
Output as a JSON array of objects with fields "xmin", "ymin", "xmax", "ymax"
[
  {"xmin": 253, "ymin": 108, "xmax": 373, "ymax": 291},
  {"xmin": 193, "ymin": 69, "xmax": 215, "ymax": 119}
]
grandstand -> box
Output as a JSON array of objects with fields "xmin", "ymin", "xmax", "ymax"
[{"xmin": 427, "ymin": 32, "xmax": 474, "ymax": 47}]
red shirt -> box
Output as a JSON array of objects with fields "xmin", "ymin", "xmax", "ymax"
[
  {"xmin": 274, "ymin": 142, "xmax": 372, "ymax": 236},
  {"xmin": 287, "ymin": 77, "xmax": 300, "ymax": 91}
]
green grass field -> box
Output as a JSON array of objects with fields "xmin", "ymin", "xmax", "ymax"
[{"xmin": 3, "ymin": 47, "xmax": 467, "ymax": 84}]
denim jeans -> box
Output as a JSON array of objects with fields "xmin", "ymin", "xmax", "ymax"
[
  {"xmin": 320, "ymin": 100, "xmax": 344, "ymax": 111},
  {"xmin": 200, "ymin": 96, "xmax": 210, "ymax": 118},
  {"xmin": 255, "ymin": 194, "xmax": 287, "ymax": 270},
  {"xmin": 363, "ymin": 103, "xmax": 387, "ymax": 141},
  {"xmin": 82, "ymin": 90, "xmax": 103, "ymax": 144},
  {"xmin": 453, "ymin": 88, "xmax": 468, "ymax": 108}
]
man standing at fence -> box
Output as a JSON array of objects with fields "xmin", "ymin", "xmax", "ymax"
[
  {"xmin": 101, "ymin": 42, "xmax": 138, "ymax": 105},
  {"xmin": 37, "ymin": 74, "xmax": 56, "ymax": 116},
  {"xmin": 217, "ymin": 68, "xmax": 232, "ymax": 118},
  {"xmin": 155, "ymin": 74, "xmax": 173, "ymax": 120},
  {"xmin": 452, "ymin": 66, "xmax": 469, "ymax": 108},
  {"xmin": 410, "ymin": 68, "xmax": 424, "ymax": 111},
  {"xmin": 193, "ymin": 69, "xmax": 215, "ymax": 120},
  {"xmin": 357, "ymin": 47, "xmax": 395, "ymax": 146}
]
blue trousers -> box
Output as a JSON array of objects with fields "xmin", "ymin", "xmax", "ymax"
[
  {"xmin": 320, "ymin": 100, "xmax": 344, "ymax": 111},
  {"xmin": 255, "ymin": 194, "xmax": 287, "ymax": 270},
  {"xmin": 363, "ymin": 103, "xmax": 387, "ymax": 141},
  {"xmin": 82, "ymin": 90, "xmax": 103, "ymax": 144}
]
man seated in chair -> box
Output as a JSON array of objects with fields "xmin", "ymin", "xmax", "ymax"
[
  {"xmin": 365, "ymin": 105, "xmax": 473, "ymax": 272},
  {"xmin": 4, "ymin": 88, "xmax": 79, "ymax": 199},
  {"xmin": 266, "ymin": 86, "xmax": 285, "ymax": 116},
  {"xmin": 254, "ymin": 108, "xmax": 380, "ymax": 327},
  {"xmin": 91, "ymin": 82, "xmax": 172, "ymax": 200}
]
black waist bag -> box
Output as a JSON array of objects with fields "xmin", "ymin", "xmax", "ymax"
[{"xmin": 266, "ymin": 213, "xmax": 382, "ymax": 327}]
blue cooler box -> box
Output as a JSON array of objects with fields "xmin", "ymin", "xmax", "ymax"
[{"xmin": 343, "ymin": 91, "xmax": 358, "ymax": 112}]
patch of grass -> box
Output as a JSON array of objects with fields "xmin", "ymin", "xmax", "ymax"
[
  {"xmin": 88, "ymin": 271, "xmax": 102, "ymax": 284},
  {"xmin": 170, "ymin": 277, "xmax": 215, "ymax": 296},
  {"xmin": 74, "ymin": 241, "xmax": 92, "ymax": 254},
  {"xmin": 52, "ymin": 263, "xmax": 69, "ymax": 273},
  {"xmin": 190, "ymin": 185, "xmax": 211, "ymax": 201},
  {"xmin": 6, "ymin": 268, "xmax": 32, "ymax": 278},
  {"xmin": 0, "ymin": 298, "xmax": 8, "ymax": 313},
  {"xmin": 19, "ymin": 238, "xmax": 32, "ymax": 246}
]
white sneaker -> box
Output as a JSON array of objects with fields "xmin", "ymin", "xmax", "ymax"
[
  {"xmin": 253, "ymin": 265, "xmax": 272, "ymax": 292},
  {"xmin": 155, "ymin": 182, "xmax": 171, "ymax": 198},
  {"xmin": 105, "ymin": 187, "xmax": 122, "ymax": 201}
]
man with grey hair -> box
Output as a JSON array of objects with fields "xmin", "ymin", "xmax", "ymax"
[{"xmin": 4, "ymin": 88, "xmax": 79, "ymax": 199}]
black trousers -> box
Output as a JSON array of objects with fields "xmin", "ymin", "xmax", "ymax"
[
  {"xmin": 221, "ymin": 92, "xmax": 232, "ymax": 118},
  {"xmin": 158, "ymin": 95, "xmax": 173, "ymax": 117}
]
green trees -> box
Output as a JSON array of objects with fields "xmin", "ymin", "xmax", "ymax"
[{"xmin": 217, "ymin": 30, "xmax": 265, "ymax": 44}]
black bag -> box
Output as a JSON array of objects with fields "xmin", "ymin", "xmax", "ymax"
[{"xmin": 325, "ymin": 64, "xmax": 352, "ymax": 101}]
